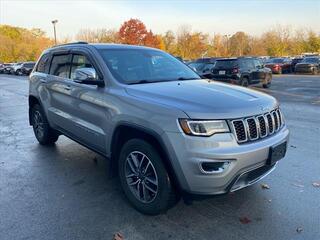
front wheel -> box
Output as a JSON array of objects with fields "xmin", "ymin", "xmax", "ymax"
[
  {"xmin": 118, "ymin": 139, "xmax": 179, "ymax": 215},
  {"xmin": 263, "ymin": 74, "xmax": 272, "ymax": 88},
  {"xmin": 31, "ymin": 104, "xmax": 59, "ymax": 145}
]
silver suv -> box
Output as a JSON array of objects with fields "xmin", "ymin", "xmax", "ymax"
[{"xmin": 29, "ymin": 42, "xmax": 289, "ymax": 215}]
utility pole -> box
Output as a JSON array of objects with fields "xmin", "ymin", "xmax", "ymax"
[{"xmin": 51, "ymin": 20, "xmax": 58, "ymax": 45}]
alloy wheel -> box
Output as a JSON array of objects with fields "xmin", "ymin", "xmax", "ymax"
[
  {"xmin": 125, "ymin": 151, "xmax": 158, "ymax": 203},
  {"xmin": 33, "ymin": 110, "xmax": 44, "ymax": 139}
]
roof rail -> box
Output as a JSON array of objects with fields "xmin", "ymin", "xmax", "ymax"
[{"xmin": 53, "ymin": 41, "xmax": 88, "ymax": 47}]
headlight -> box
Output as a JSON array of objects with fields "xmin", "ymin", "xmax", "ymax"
[{"xmin": 179, "ymin": 119, "xmax": 230, "ymax": 136}]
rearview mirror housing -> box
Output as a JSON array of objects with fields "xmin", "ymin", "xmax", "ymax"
[{"xmin": 74, "ymin": 68, "xmax": 104, "ymax": 87}]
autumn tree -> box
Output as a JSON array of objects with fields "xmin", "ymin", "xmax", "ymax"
[
  {"xmin": 0, "ymin": 25, "xmax": 52, "ymax": 63},
  {"xmin": 118, "ymin": 18, "xmax": 148, "ymax": 45},
  {"xmin": 229, "ymin": 32, "xmax": 250, "ymax": 56}
]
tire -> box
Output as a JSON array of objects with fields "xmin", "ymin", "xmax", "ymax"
[
  {"xmin": 312, "ymin": 68, "xmax": 318, "ymax": 75},
  {"xmin": 240, "ymin": 77, "xmax": 249, "ymax": 87},
  {"xmin": 118, "ymin": 138, "xmax": 178, "ymax": 215},
  {"xmin": 263, "ymin": 74, "xmax": 272, "ymax": 88},
  {"xmin": 31, "ymin": 104, "xmax": 59, "ymax": 145},
  {"xmin": 16, "ymin": 69, "xmax": 22, "ymax": 76}
]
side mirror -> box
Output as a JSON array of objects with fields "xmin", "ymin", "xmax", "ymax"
[{"xmin": 74, "ymin": 68, "xmax": 104, "ymax": 87}]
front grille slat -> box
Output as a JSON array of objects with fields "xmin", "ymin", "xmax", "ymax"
[
  {"xmin": 231, "ymin": 120, "xmax": 247, "ymax": 143},
  {"xmin": 231, "ymin": 108, "xmax": 283, "ymax": 144}
]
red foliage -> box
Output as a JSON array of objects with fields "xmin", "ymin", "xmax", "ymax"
[{"xmin": 118, "ymin": 19, "xmax": 160, "ymax": 48}]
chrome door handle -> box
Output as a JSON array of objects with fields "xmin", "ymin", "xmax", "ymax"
[
  {"xmin": 40, "ymin": 78, "xmax": 47, "ymax": 83},
  {"xmin": 64, "ymin": 86, "xmax": 71, "ymax": 91}
]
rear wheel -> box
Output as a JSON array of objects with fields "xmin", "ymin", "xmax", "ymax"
[
  {"xmin": 31, "ymin": 104, "xmax": 59, "ymax": 145},
  {"xmin": 118, "ymin": 139, "xmax": 179, "ymax": 215}
]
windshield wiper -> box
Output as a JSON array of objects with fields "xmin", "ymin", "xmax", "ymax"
[
  {"xmin": 177, "ymin": 77, "xmax": 200, "ymax": 81},
  {"xmin": 128, "ymin": 80, "xmax": 154, "ymax": 85}
]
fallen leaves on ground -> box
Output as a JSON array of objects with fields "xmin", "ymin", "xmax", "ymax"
[
  {"xmin": 312, "ymin": 182, "xmax": 320, "ymax": 188},
  {"xmin": 261, "ymin": 183, "xmax": 270, "ymax": 189},
  {"xmin": 296, "ymin": 227, "xmax": 303, "ymax": 233},
  {"xmin": 113, "ymin": 232, "xmax": 124, "ymax": 240},
  {"xmin": 239, "ymin": 216, "xmax": 251, "ymax": 224}
]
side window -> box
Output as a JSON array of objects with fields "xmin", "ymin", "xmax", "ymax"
[
  {"xmin": 49, "ymin": 54, "xmax": 72, "ymax": 78},
  {"xmin": 36, "ymin": 54, "xmax": 50, "ymax": 73},
  {"xmin": 70, "ymin": 54, "xmax": 94, "ymax": 80},
  {"xmin": 253, "ymin": 60, "xmax": 262, "ymax": 68}
]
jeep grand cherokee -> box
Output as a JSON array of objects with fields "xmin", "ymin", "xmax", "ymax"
[{"xmin": 29, "ymin": 42, "xmax": 289, "ymax": 215}]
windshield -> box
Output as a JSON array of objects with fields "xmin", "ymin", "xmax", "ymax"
[
  {"xmin": 268, "ymin": 58, "xmax": 285, "ymax": 64},
  {"xmin": 214, "ymin": 60, "xmax": 238, "ymax": 68},
  {"xmin": 301, "ymin": 57, "xmax": 319, "ymax": 63},
  {"xmin": 188, "ymin": 62, "xmax": 206, "ymax": 71},
  {"xmin": 98, "ymin": 48, "xmax": 200, "ymax": 84}
]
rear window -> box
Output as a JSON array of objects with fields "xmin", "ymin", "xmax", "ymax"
[
  {"xmin": 268, "ymin": 58, "xmax": 284, "ymax": 63},
  {"xmin": 214, "ymin": 60, "xmax": 238, "ymax": 68},
  {"xmin": 301, "ymin": 57, "xmax": 319, "ymax": 63}
]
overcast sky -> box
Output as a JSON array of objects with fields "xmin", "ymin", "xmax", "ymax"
[{"xmin": 0, "ymin": 0, "xmax": 319, "ymax": 40}]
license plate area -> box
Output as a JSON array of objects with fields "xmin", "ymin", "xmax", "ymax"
[
  {"xmin": 267, "ymin": 141, "xmax": 287, "ymax": 165},
  {"xmin": 219, "ymin": 70, "xmax": 226, "ymax": 75}
]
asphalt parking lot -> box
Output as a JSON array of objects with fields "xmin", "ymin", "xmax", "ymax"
[{"xmin": 0, "ymin": 74, "xmax": 319, "ymax": 240}]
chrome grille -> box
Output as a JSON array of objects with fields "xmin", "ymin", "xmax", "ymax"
[{"xmin": 231, "ymin": 109, "xmax": 284, "ymax": 144}]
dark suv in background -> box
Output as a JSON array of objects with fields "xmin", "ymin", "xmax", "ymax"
[{"xmin": 211, "ymin": 57, "xmax": 272, "ymax": 88}]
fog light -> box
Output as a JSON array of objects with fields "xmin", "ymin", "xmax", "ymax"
[{"xmin": 200, "ymin": 161, "xmax": 231, "ymax": 174}]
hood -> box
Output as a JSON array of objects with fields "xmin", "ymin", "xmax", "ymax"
[{"xmin": 125, "ymin": 80, "xmax": 278, "ymax": 119}]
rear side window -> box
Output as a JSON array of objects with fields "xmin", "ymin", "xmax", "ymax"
[
  {"xmin": 50, "ymin": 54, "xmax": 72, "ymax": 78},
  {"xmin": 240, "ymin": 59, "xmax": 254, "ymax": 69},
  {"xmin": 36, "ymin": 54, "xmax": 50, "ymax": 73}
]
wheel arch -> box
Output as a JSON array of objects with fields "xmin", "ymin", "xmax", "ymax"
[
  {"xmin": 28, "ymin": 95, "xmax": 41, "ymax": 125},
  {"xmin": 110, "ymin": 123, "xmax": 183, "ymax": 192}
]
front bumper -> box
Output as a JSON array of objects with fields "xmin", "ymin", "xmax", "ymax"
[{"xmin": 162, "ymin": 126, "xmax": 289, "ymax": 195}]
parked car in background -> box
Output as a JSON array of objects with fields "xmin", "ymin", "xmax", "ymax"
[
  {"xmin": 0, "ymin": 64, "xmax": 4, "ymax": 73},
  {"xmin": 211, "ymin": 57, "xmax": 272, "ymax": 88},
  {"xmin": 3, "ymin": 63, "xmax": 14, "ymax": 74},
  {"xmin": 10, "ymin": 63, "xmax": 23, "ymax": 74},
  {"xmin": 20, "ymin": 62, "xmax": 36, "ymax": 75},
  {"xmin": 291, "ymin": 57, "xmax": 304, "ymax": 72},
  {"xmin": 187, "ymin": 58, "xmax": 220, "ymax": 78},
  {"xmin": 295, "ymin": 57, "xmax": 320, "ymax": 74},
  {"xmin": 264, "ymin": 58, "xmax": 292, "ymax": 74}
]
